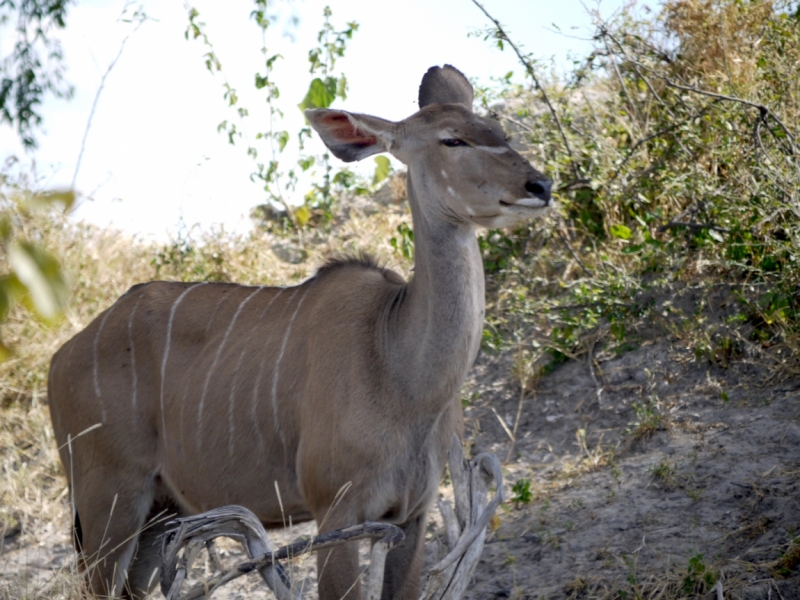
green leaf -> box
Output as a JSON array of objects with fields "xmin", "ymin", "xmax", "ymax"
[
  {"xmin": 337, "ymin": 73, "xmax": 348, "ymax": 101},
  {"xmin": 0, "ymin": 276, "xmax": 14, "ymax": 322},
  {"xmin": 8, "ymin": 241, "xmax": 68, "ymax": 322},
  {"xmin": 372, "ymin": 156, "xmax": 391, "ymax": 186},
  {"xmin": 294, "ymin": 205, "xmax": 311, "ymax": 227},
  {"xmin": 0, "ymin": 277, "xmax": 13, "ymax": 362},
  {"xmin": 610, "ymin": 224, "xmax": 632, "ymax": 240},
  {"xmin": 22, "ymin": 189, "xmax": 75, "ymax": 212},
  {"xmin": 0, "ymin": 216, "xmax": 11, "ymax": 241},
  {"xmin": 276, "ymin": 131, "xmax": 289, "ymax": 152},
  {"xmin": 298, "ymin": 77, "xmax": 337, "ymax": 111}
]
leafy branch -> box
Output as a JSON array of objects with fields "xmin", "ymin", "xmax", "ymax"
[
  {"xmin": 185, "ymin": 4, "xmax": 374, "ymax": 234},
  {"xmin": 470, "ymin": 0, "xmax": 581, "ymax": 181},
  {"xmin": 0, "ymin": 167, "xmax": 73, "ymax": 359},
  {"xmin": 0, "ymin": 0, "xmax": 75, "ymax": 148}
]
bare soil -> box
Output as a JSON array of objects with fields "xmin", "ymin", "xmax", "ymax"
[
  {"xmin": 2, "ymin": 288, "xmax": 799, "ymax": 599},
  {"xmin": 464, "ymin": 337, "xmax": 800, "ymax": 599}
]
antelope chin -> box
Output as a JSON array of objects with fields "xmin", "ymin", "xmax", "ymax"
[
  {"xmin": 475, "ymin": 197, "xmax": 554, "ymax": 228},
  {"xmin": 471, "ymin": 210, "xmax": 550, "ymax": 229}
]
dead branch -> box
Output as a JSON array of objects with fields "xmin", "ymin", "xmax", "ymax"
[
  {"xmin": 421, "ymin": 435, "xmax": 504, "ymax": 600},
  {"xmin": 160, "ymin": 507, "xmax": 403, "ymax": 600},
  {"xmin": 73, "ymin": 7, "xmax": 149, "ymax": 190},
  {"xmin": 657, "ymin": 222, "xmax": 730, "ymax": 234},
  {"xmin": 470, "ymin": 0, "xmax": 581, "ymax": 180},
  {"xmin": 598, "ymin": 25, "xmax": 798, "ymax": 157}
]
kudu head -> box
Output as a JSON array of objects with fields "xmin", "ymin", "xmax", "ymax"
[{"xmin": 305, "ymin": 64, "xmax": 553, "ymax": 228}]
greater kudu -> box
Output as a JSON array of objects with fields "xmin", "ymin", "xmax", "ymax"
[{"xmin": 48, "ymin": 65, "xmax": 552, "ymax": 600}]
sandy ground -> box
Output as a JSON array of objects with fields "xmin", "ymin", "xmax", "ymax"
[{"xmin": 2, "ymin": 289, "xmax": 799, "ymax": 599}]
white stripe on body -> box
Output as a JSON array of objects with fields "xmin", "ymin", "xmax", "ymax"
[
  {"xmin": 271, "ymin": 283, "xmax": 313, "ymax": 453},
  {"xmin": 196, "ymin": 286, "xmax": 265, "ymax": 452},
  {"xmin": 227, "ymin": 347, "xmax": 248, "ymax": 458},
  {"xmin": 160, "ymin": 282, "xmax": 207, "ymax": 450},
  {"xmin": 204, "ymin": 293, "xmax": 232, "ymax": 337},
  {"xmin": 127, "ymin": 290, "xmax": 145, "ymax": 410},
  {"xmin": 176, "ymin": 286, "xmax": 284, "ymax": 454},
  {"xmin": 248, "ymin": 288, "xmax": 287, "ymax": 451},
  {"xmin": 92, "ymin": 301, "xmax": 120, "ymax": 422}
]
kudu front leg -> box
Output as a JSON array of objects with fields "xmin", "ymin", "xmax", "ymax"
[
  {"xmin": 380, "ymin": 513, "xmax": 426, "ymax": 600},
  {"xmin": 316, "ymin": 511, "xmax": 363, "ymax": 600}
]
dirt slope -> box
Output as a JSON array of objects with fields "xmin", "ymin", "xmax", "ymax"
[{"xmin": 462, "ymin": 340, "xmax": 800, "ymax": 599}]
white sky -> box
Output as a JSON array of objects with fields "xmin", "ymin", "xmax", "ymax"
[{"xmin": 0, "ymin": 0, "xmax": 626, "ymax": 242}]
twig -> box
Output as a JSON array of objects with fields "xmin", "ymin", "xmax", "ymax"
[
  {"xmin": 501, "ymin": 114, "xmax": 534, "ymax": 133},
  {"xmin": 489, "ymin": 406, "xmax": 514, "ymax": 442},
  {"xmin": 601, "ymin": 44, "xmax": 798, "ymax": 155},
  {"xmin": 601, "ymin": 34, "xmax": 643, "ymax": 134},
  {"xmin": 470, "ymin": 0, "xmax": 581, "ymax": 179},
  {"xmin": 555, "ymin": 223, "xmax": 592, "ymax": 278},
  {"xmin": 605, "ymin": 101, "xmax": 720, "ymax": 186},
  {"xmin": 602, "ymin": 27, "xmax": 673, "ymax": 117},
  {"xmin": 504, "ymin": 385, "xmax": 527, "ymax": 464},
  {"xmin": 658, "ymin": 222, "xmax": 730, "ymax": 234},
  {"xmin": 587, "ymin": 340, "xmax": 603, "ymax": 409},
  {"xmin": 664, "ymin": 83, "xmax": 798, "ymax": 154},
  {"xmin": 557, "ymin": 178, "xmax": 593, "ymax": 192},
  {"xmin": 72, "ymin": 6, "xmax": 148, "ymax": 190}
]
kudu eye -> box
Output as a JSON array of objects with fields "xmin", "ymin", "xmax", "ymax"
[{"xmin": 441, "ymin": 138, "xmax": 467, "ymax": 147}]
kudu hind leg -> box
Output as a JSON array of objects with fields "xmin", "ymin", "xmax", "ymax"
[
  {"xmin": 74, "ymin": 473, "xmax": 155, "ymax": 597},
  {"xmin": 380, "ymin": 513, "xmax": 427, "ymax": 600}
]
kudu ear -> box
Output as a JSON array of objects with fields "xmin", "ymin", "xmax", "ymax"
[
  {"xmin": 418, "ymin": 64, "xmax": 474, "ymax": 110},
  {"xmin": 305, "ymin": 109, "xmax": 395, "ymax": 163}
]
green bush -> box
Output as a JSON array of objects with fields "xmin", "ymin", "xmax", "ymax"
[{"xmin": 475, "ymin": 0, "xmax": 800, "ymax": 379}]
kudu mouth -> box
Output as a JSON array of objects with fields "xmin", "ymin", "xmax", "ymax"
[{"xmin": 499, "ymin": 178, "xmax": 554, "ymax": 209}]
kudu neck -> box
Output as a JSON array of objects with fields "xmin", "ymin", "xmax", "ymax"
[{"xmin": 385, "ymin": 169, "xmax": 485, "ymax": 408}]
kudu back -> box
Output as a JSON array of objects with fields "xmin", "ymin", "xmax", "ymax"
[{"xmin": 48, "ymin": 65, "xmax": 552, "ymax": 600}]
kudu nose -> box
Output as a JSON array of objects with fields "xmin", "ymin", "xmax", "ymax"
[{"xmin": 525, "ymin": 179, "xmax": 552, "ymax": 202}]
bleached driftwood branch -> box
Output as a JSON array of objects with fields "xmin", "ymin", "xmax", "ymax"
[
  {"xmin": 421, "ymin": 435, "xmax": 505, "ymax": 600},
  {"xmin": 159, "ymin": 436, "xmax": 504, "ymax": 600},
  {"xmin": 160, "ymin": 508, "xmax": 403, "ymax": 600}
]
